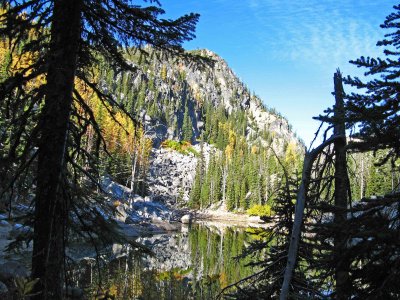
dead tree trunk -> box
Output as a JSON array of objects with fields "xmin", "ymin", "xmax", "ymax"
[
  {"xmin": 333, "ymin": 71, "xmax": 350, "ymax": 299},
  {"xmin": 279, "ymin": 135, "xmax": 343, "ymax": 299},
  {"xmin": 32, "ymin": 1, "xmax": 82, "ymax": 299},
  {"xmin": 280, "ymin": 70, "xmax": 348, "ymax": 299}
]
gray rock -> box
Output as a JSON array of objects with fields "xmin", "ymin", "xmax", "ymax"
[
  {"xmin": 9, "ymin": 224, "xmax": 32, "ymax": 239},
  {"xmin": 117, "ymin": 222, "xmax": 140, "ymax": 238},
  {"xmin": 181, "ymin": 214, "xmax": 192, "ymax": 224},
  {"xmin": 115, "ymin": 204, "xmax": 127, "ymax": 222},
  {"xmin": 0, "ymin": 261, "xmax": 29, "ymax": 281},
  {"xmin": 101, "ymin": 175, "xmax": 131, "ymax": 200},
  {"xmin": 0, "ymin": 281, "xmax": 8, "ymax": 295},
  {"xmin": 125, "ymin": 215, "xmax": 141, "ymax": 225},
  {"xmin": 147, "ymin": 145, "xmax": 215, "ymax": 204},
  {"xmin": 0, "ymin": 220, "xmax": 9, "ymax": 226}
]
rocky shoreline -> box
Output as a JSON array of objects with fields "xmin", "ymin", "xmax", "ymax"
[{"xmin": 0, "ymin": 176, "xmax": 270, "ymax": 298}]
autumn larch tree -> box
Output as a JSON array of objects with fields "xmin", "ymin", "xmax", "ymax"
[{"xmin": 0, "ymin": 0, "xmax": 202, "ymax": 298}]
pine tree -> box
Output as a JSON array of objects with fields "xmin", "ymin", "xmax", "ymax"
[
  {"xmin": 211, "ymin": 154, "xmax": 222, "ymax": 203},
  {"xmin": 365, "ymin": 153, "xmax": 393, "ymax": 197},
  {"xmin": 0, "ymin": 1, "xmax": 201, "ymax": 298},
  {"xmin": 322, "ymin": 5, "xmax": 400, "ymax": 163},
  {"xmin": 182, "ymin": 98, "xmax": 192, "ymax": 141},
  {"xmin": 160, "ymin": 64, "xmax": 167, "ymax": 81},
  {"xmin": 190, "ymin": 141, "xmax": 205, "ymax": 208},
  {"xmin": 222, "ymin": 175, "xmax": 319, "ymax": 298},
  {"xmin": 226, "ymin": 172, "xmax": 236, "ymax": 211},
  {"xmin": 239, "ymin": 179, "xmax": 248, "ymax": 209}
]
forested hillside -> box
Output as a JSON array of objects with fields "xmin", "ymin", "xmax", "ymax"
[
  {"xmin": 92, "ymin": 47, "xmax": 397, "ymax": 211},
  {"xmin": 89, "ymin": 47, "xmax": 304, "ymax": 212},
  {"xmin": 1, "ymin": 2, "xmax": 399, "ymax": 299}
]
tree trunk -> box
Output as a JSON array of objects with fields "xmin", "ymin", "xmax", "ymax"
[
  {"xmin": 333, "ymin": 71, "xmax": 350, "ymax": 299},
  {"xmin": 360, "ymin": 156, "xmax": 364, "ymax": 199},
  {"xmin": 221, "ymin": 165, "xmax": 227, "ymax": 208},
  {"xmin": 130, "ymin": 129, "xmax": 138, "ymax": 198},
  {"xmin": 279, "ymin": 151, "xmax": 313, "ymax": 300},
  {"xmin": 32, "ymin": 1, "xmax": 82, "ymax": 299},
  {"xmin": 280, "ymin": 135, "xmax": 343, "ymax": 300}
]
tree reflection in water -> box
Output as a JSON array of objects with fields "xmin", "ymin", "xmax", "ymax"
[{"xmin": 70, "ymin": 224, "xmax": 263, "ymax": 299}]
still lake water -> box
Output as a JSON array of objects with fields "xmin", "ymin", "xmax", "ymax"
[{"xmin": 73, "ymin": 223, "xmax": 262, "ymax": 299}]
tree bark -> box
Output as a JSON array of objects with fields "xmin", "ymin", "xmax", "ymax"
[
  {"xmin": 32, "ymin": 1, "xmax": 82, "ymax": 299},
  {"xmin": 333, "ymin": 71, "xmax": 350, "ymax": 299}
]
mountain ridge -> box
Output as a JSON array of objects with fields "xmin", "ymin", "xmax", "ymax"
[
  {"xmin": 106, "ymin": 47, "xmax": 304, "ymax": 152},
  {"xmin": 98, "ymin": 46, "xmax": 305, "ymax": 210}
]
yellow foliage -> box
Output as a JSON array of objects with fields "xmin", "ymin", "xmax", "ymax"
[
  {"xmin": 108, "ymin": 284, "xmax": 118, "ymax": 297},
  {"xmin": 74, "ymin": 77, "xmax": 152, "ymax": 171},
  {"xmin": 251, "ymin": 145, "xmax": 259, "ymax": 154},
  {"xmin": 246, "ymin": 204, "xmax": 273, "ymax": 217},
  {"xmin": 284, "ymin": 142, "xmax": 301, "ymax": 171},
  {"xmin": 225, "ymin": 144, "xmax": 234, "ymax": 160},
  {"xmin": 0, "ymin": 9, "xmax": 45, "ymax": 88},
  {"xmin": 228, "ymin": 129, "xmax": 236, "ymax": 145},
  {"xmin": 219, "ymin": 271, "xmax": 228, "ymax": 288},
  {"xmin": 160, "ymin": 64, "xmax": 167, "ymax": 80},
  {"xmin": 224, "ymin": 129, "xmax": 237, "ymax": 160}
]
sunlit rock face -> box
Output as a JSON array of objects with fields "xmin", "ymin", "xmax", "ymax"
[
  {"xmin": 107, "ymin": 47, "xmax": 304, "ymax": 205},
  {"xmin": 117, "ymin": 48, "xmax": 301, "ymax": 150},
  {"xmin": 147, "ymin": 143, "xmax": 215, "ymax": 204}
]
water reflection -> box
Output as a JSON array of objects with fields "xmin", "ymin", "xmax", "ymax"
[{"xmin": 73, "ymin": 223, "xmax": 260, "ymax": 299}]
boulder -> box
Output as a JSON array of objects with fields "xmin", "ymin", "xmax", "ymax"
[
  {"xmin": 101, "ymin": 175, "xmax": 131, "ymax": 200},
  {"xmin": 151, "ymin": 217, "xmax": 180, "ymax": 231},
  {"xmin": 115, "ymin": 204, "xmax": 127, "ymax": 222},
  {"xmin": 0, "ymin": 220, "xmax": 9, "ymax": 227},
  {"xmin": 0, "ymin": 261, "xmax": 29, "ymax": 281},
  {"xmin": 0, "ymin": 281, "xmax": 8, "ymax": 296},
  {"xmin": 181, "ymin": 214, "xmax": 192, "ymax": 224},
  {"xmin": 116, "ymin": 222, "xmax": 140, "ymax": 238},
  {"xmin": 125, "ymin": 215, "xmax": 142, "ymax": 225}
]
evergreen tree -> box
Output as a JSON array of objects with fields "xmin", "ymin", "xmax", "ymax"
[
  {"xmin": 365, "ymin": 154, "xmax": 393, "ymax": 197},
  {"xmin": 0, "ymin": 1, "xmax": 200, "ymax": 298},
  {"xmin": 210, "ymin": 153, "xmax": 222, "ymax": 203},
  {"xmin": 226, "ymin": 172, "xmax": 236, "ymax": 211},
  {"xmin": 239, "ymin": 179, "xmax": 248, "ymax": 209},
  {"xmin": 223, "ymin": 176, "xmax": 319, "ymax": 298},
  {"xmin": 182, "ymin": 98, "xmax": 192, "ymax": 141},
  {"xmin": 190, "ymin": 141, "xmax": 205, "ymax": 208},
  {"xmin": 321, "ymin": 5, "xmax": 400, "ymax": 163}
]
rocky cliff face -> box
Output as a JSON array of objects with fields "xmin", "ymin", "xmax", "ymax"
[
  {"xmin": 110, "ymin": 48, "xmax": 301, "ymax": 150},
  {"xmin": 105, "ymin": 48, "xmax": 304, "ymax": 205},
  {"xmin": 147, "ymin": 143, "xmax": 215, "ymax": 204},
  {"xmin": 147, "ymin": 147, "xmax": 197, "ymax": 204},
  {"xmin": 180, "ymin": 49, "xmax": 297, "ymax": 146}
]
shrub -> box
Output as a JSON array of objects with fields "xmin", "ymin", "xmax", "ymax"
[
  {"xmin": 246, "ymin": 204, "xmax": 273, "ymax": 217},
  {"xmin": 161, "ymin": 140, "xmax": 199, "ymax": 156}
]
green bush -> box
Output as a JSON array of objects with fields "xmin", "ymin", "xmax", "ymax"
[
  {"xmin": 246, "ymin": 204, "xmax": 273, "ymax": 217},
  {"xmin": 161, "ymin": 140, "xmax": 199, "ymax": 156}
]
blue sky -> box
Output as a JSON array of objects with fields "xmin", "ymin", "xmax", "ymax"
[{"xmin": 161, "ymin": 0, "xmax": 397, "ymax": 146}]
